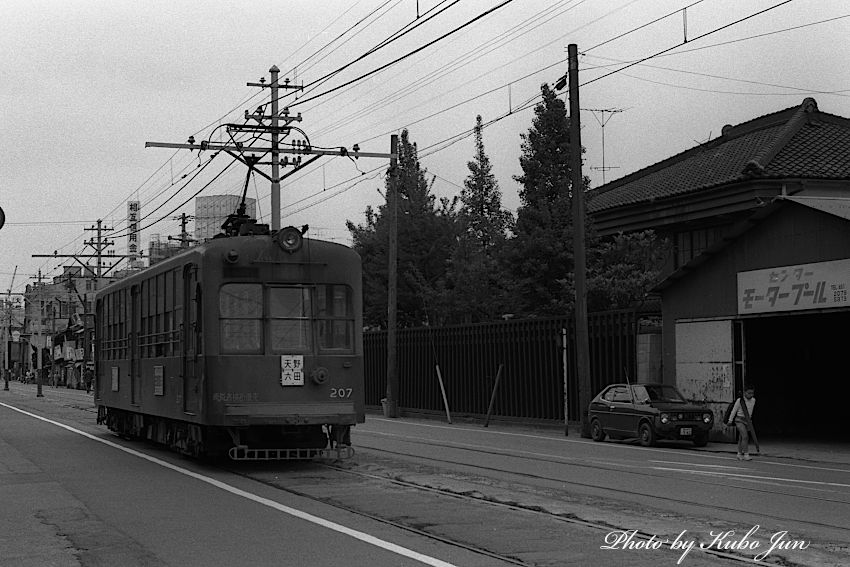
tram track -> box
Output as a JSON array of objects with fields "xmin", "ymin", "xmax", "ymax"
[
  {"xmin": 354, "ymin": 431, "xmax": 850, "ymax": 520},
  {"xmin": 220, "ymin": 454, "xmax": 791, "ymax": 567}
]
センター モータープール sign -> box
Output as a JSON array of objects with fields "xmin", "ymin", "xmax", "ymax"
[{"xmin": 737, "ymin": 258, "xmax": 850, "ymax": 314}]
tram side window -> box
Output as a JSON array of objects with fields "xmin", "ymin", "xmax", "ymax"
[
  {"xmin": 316, "ymin": 285, "xmax": 354, "ymax": 352},
  {"xmin": 220, "ymin": 283, "xmax": 263, "ymax": 353},
  {"xmin": 269, "ymin": 287, "xmax": 312, "ymax": 353}
]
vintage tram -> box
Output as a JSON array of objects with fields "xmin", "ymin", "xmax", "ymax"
[{"xmin": 94, "ymin": 216, "xmax": 364, "ymax": 460}]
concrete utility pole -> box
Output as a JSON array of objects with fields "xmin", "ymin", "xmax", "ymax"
[
  {"xmin": 568, "ymin": 44, "xmax": 592, "ymax": 438},
  {"xmin": 147, "ymin": 66, "xmax": 394, "ymax": 232},
  {"xmin": 385, "ymin": 134, "xmax": 399, "ymax": 418}
]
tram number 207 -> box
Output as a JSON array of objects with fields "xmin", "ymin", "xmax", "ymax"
[{"xmin": 330, "ymin": 388, "xmax": 353, "ymax": 398}]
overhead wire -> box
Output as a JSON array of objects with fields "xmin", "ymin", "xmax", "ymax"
[{"xmin": 278, "ymin": 1, "xmax": 816, "ymax": 219}]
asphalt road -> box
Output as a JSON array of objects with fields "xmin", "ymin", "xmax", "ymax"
[
  {"xmin": 352, "ymin": 416, "xmax": 850, "ymax": 566},
  {"xmin": 2, "ymin": 383, "xmax": 848, "ymax": 567},
  {"xmin": 0, "ymin": 387, "xmax": 498, "ymax": 567}
]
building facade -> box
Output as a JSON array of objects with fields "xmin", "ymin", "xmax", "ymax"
[{"xmin": 587, "ymin": 98, "xmax": 850, "ymax": 439}]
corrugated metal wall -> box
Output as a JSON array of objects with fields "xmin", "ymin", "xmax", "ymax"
[{"xmin": 364, "ymin": 309, "xmax": 638, "ymax": 423}]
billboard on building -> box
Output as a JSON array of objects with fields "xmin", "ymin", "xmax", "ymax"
[
  {"xmin": 737, "ymin": 258, "xmax": 850, "ymax": 314},
  {"xmin": 128, "ymin": 201, "xmax": 141, "ymax": 268}
]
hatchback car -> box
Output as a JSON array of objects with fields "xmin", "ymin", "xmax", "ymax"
[{"xmin": 588, "ymin": 383, "xmax": 713, "ymax": 447}]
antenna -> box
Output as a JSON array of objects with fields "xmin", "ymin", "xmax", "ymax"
[{"xmin": 585, "ymin": 107, "xmax": 626, "ymax": 185}]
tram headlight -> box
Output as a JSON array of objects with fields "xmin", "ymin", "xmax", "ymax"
[{"xmin": 275, "ymin": 226, "xmax": 303, "ymax": 253}]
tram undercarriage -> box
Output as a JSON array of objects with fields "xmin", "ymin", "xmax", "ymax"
[{"xmin": 97, "ymin": 407, "xmax": 353, "ymax": 460}]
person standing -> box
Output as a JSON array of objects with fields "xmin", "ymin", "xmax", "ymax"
[{"xmin": 726, "ymin": 386, "xmax": 756, "ymax": 460}]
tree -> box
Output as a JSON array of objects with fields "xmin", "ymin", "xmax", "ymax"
[
  {"xmin": 347, "ymin": 129, "xmax": 459, "ymax": 328},
  {"xmin": 501, "ymin": 83, "xmax": 587, "ymax": 317},
  {"xmin": 586, "ymin": 230, "xmax": 671, "ymax": 312},
  {"xmin": 444, "ymin": 115, "xmax": 514, "ymax": 322}
]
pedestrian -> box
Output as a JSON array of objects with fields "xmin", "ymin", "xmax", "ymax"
[
  {"xmin": 726, "ymin": 385, "xmax": 757, "ymax": 460},
  {"xmin": 84, "ymin": 368, "xmax": 93, "ymax": 394}
]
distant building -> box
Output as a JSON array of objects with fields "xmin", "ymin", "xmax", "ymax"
[
  {"xmin": 195, "ymin": 195, "xmax": 256, "ymax": 242},
  {"xmin": 147, "ymin": 233, "xmax": 185, "ymax": 266}
]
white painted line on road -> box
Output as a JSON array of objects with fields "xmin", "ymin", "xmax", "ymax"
[
  {"xmin": 0, "ymin": 401, "xmax": 458, "ymax": 567},
  {"xmin": 649, "ymin": 460, "xmax": 747, "ymax": 470},
  {"xmin": 652, "ymin": 466, "xmax": 850, "ymax": 489}
]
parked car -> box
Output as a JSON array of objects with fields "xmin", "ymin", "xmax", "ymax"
[{"xmin": 588, "ymin": 383, "xmax": 713, "ymax": 447}]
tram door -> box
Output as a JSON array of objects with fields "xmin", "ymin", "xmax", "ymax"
[
  {"xmin": 130, "ymin": 285, "xmax": 141, "ymax": 405},
  {"xmin": 183, "ymin": 265, "xmax": 201, "ymax": 414}
]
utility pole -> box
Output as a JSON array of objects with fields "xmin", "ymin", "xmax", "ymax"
[
  {"xmin": 36, "ymin": 222, "xmax": 125, "ymax": 284},
  {"xmin": 33, "ymin": 270, "xmax": 45, "ymax": 398},
  {"xmin": 146, "ymin": 66, "xmax": 394, "ymax": 232},
  {"xmin": 385, "ymin": 134, "xmax": 399, "ymax": 418},
  {"xmin": 168, "ymin": 213, "xmax": 195, "ymax": 248},
  {"xmin": 3, "ymin": 266, "xmax": 16, "ymax": 390},
  {"xmin": 568, "ymin": 44, "xmax": 592, "ymax": 438}
]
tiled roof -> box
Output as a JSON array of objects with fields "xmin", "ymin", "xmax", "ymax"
[{"xmin": 588, "ymin": 98, "xmax": 850, "ymax": 213}]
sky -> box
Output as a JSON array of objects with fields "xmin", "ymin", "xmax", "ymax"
[{"xmin": 1, "ymin": 0, "xmax": 848, "ymax": 298}]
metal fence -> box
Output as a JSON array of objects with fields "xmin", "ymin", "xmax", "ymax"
[{"xmin": 363, "ymin": 309, "xmax": 639, "ymax": 423}]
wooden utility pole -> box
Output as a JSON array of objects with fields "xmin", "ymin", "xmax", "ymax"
[
  {"xmin": 568, "ymin": 44, "xmax": 592, "ymax": 438},
  {"xmin": 385, "ymin": 134, "xmax": 400, "ymax": 418}
]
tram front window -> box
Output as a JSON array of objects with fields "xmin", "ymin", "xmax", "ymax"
[
  {"xmin": 269, "ymin": 287, "xmax": 312, "ymax": 353},
  {"xmin": 220, "ymin": 283, "xmax": 262, "ymax": 353}
]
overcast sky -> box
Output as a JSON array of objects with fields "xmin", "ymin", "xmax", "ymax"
[{"xmin": 1, "ymin": 0, "xmax": 848, "ymax": 297}]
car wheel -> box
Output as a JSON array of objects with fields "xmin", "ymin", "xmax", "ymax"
[
  {"xmin": 638, "ymin": 422, "xmax": 656, "ymax": 447},
  {"xmin": 590, "ymin": 418, "xmax": 605, "ymax": 442},
  {"xmin": 692, "ymin": 433, "xmax": 709, "ymax": 447}
]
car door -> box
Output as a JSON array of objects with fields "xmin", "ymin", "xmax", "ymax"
[
  {"xmin": 591, "ymin": 387, "xmax": 618, "ymax": 431},
  {"xmin": 608, "ymin": 386, "xmax": 639, "ymax": 435}
]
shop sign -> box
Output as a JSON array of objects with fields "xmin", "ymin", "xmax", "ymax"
[{"xmin": 738, "ymin": 258, "xmax": 850, "ymax": 314}]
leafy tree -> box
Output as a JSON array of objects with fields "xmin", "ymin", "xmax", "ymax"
[
  {"xmin": 346, "ymin": 129, "xmax": 459, "ymax": 328},
  {"xmin": 501, "ymin": 83, "xmax": 587, "ymax": 317},
  {"xmin": 587, "ymin": 230, "xmax": 671, "ymax": 311},
  {"xmin": 443, "ymin": 115, "xmax": 514, "ymax": 323}
]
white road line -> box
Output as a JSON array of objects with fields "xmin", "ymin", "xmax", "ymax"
[
  {"xmin": 649, "ymin": 460, "xmax": 747, "ymax": 470},
  {"xmin": 652, "ymin": 466, "xmax": 850, "ymax": 489},
  {"xmin": 0, "ymin": 402, "xmax": 457, "ymax": 567}
]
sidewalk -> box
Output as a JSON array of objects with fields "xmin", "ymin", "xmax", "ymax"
[{"xmin": 693, "ymin": 436, "xmax": 850, "ymax": 466}]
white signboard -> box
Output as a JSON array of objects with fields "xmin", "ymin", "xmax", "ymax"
[
  {"xmin": 127, "ymin": 200, "xmax": 140, "ymax": 268},
  {"xmin": 280, "ymin": 354, "xmax": 304, "ymax": 386},
  {"xmin": 737, "ymin": 258, "xmax": 850, "ymax": 314}
]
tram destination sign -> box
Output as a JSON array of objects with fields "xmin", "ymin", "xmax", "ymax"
[{"xmin": 737, "ymin": 258, "xmax": 850, "ymax": 314}]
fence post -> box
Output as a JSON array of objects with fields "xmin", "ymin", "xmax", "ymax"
[
  {"xmin": 435, "ymin": 364, "xmax": 452, "ymax": 424},
  {"xmin": 483, "ymin": 364, "xmax": 504, "ymax": 427}
]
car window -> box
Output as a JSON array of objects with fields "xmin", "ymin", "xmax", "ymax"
[
  {"xmin": 611, "ymin": 387, "xmax": 632, "ymax": 403},
  {"xmin": 631, "ymin": 385, "xmax": 651, "ymax": 404},
  {"xmin": 643, "ymin": 385, "xmax": 686, "ymax": 403}
]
